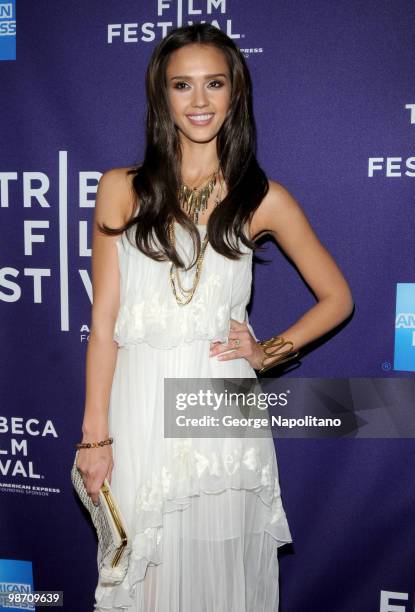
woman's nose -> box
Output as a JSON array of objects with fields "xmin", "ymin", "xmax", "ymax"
[{"xmin": 191, "ymin": 85, "xmax": 209, "ymax": 108}]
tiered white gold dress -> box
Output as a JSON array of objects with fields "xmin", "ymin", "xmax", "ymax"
[{"xmin": 94, "ymin": 221, "xmax": 292, "ymax": 611}]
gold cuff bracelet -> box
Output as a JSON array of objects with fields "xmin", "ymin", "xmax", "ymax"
[{"xmin": 258, "ymin": 335, "xmax": 300, "ymax": 373}]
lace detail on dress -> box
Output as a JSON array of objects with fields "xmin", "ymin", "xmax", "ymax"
[
  {"xmin": 113, "ymin": 272, "xmax": 231, "ymax": 349},
  {"xmin": 134, "ymin": 439, "xmax": 283, "ymax": 521}
]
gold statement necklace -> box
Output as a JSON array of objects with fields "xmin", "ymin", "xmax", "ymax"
[
  {"xmin": 178, "ymin": 166, "xmax": 219, "ymax": 225},
  {"xmin": 168, "ymin": 169, "xmax": 223, "ymax": 305}
]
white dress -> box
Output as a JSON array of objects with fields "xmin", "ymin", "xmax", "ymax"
[{"xmin": 93, "ymin": 221, "xmax": 292, "ymax": 611}]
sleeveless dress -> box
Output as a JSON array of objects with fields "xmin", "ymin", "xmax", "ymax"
[{"xmin": 93, "ymin": 221, "xmax": 293, "ymax": 612}]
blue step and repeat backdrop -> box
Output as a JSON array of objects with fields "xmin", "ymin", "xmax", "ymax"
[{"xmin": 1, "ymin": 2, "xmax": 414, "ymax": 611}]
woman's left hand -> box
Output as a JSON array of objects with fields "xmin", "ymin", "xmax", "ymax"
[{"xmin": 209, "ymin": 318, "xmax": 264, "ymax": 370}]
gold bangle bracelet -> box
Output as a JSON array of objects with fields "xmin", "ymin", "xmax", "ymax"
[
  {"xmin": 76, "ymin": 437, "xmax": 113, "ymax": 449},
  {"xmin": 258, "ymin": 335, "xmax": 300, "ymax": 373}
]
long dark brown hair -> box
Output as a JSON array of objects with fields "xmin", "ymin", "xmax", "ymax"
[{"xmin": 99, "ymin": 22, "xmax": 269, "ymax": 268}]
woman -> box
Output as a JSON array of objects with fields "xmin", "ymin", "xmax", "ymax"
[{"xmin": 76, "ymin": 23, "xmax": 354, "ymax": 612}]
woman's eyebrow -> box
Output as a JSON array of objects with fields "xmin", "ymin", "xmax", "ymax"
[{"xmin": 169, "ymin": 73, "xmax": 228, "ymax": 80}]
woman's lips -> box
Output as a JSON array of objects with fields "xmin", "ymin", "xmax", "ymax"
[{"xmin": 186, "ymin": 113, "xmax": 214, "ymax": 126}]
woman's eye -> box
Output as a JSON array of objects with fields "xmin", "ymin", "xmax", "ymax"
[
  {"xmin": 209, "ymin": 80, "xmax": 224, "ymax": 88},
  {"xmin": 173, "ymin": 81, "xmax": 189, "ymax": 90}
]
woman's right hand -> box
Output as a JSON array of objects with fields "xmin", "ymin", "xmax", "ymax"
[{"xmin": 76, "ymin": 442, "xmax": 114, "ymax": 506}]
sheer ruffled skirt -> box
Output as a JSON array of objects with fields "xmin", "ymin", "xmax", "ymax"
[{"xmin": 93, "ymin": 339, "xmax": 292, "ymax": 612}]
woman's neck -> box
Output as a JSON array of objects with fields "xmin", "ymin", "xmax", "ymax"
[{"xmin": 179, "ymin": 139, "xmax": 220, "ymax": 187}]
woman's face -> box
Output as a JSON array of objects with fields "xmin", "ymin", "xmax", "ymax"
[{"xmin": 166, "ymin": 43, "xmax": 231, "ymax": 145}]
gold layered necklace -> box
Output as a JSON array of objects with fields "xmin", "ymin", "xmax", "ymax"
[
  {"xmin": 168, "ymin": 169, "xmax": 223, "ymax": 305},
  {"xmin": 168, "ymin": 224, "xmax": 210, "ymax": 305}
]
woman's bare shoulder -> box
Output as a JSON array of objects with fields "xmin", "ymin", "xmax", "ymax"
[
  {"xmin": 250, "ymin": 178, "xmax": 298, "ymax": 240},
  {"xmin": 96, "ymin": 165, "xmax": 139, "ymax": 225},
  {"xmin": 262, "ymin": 178, "xmax": 299, "ymax": 214}
]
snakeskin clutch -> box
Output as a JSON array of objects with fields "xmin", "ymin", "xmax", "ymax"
[{"xmin": 71, "ymin": 451, "xmax": 131, "ymax": 585}]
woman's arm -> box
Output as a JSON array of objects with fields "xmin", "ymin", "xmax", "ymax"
[
  {"xmin": 76, "ymin": 167, "xmax": 133, "ymax": 504},
  {"xmin": 212, "ymin": 180, "xmax": 354, "ymax": 369},
  {"xmin": 255, "ymin": 180, "xmax": 354, "ymax": 349}
]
